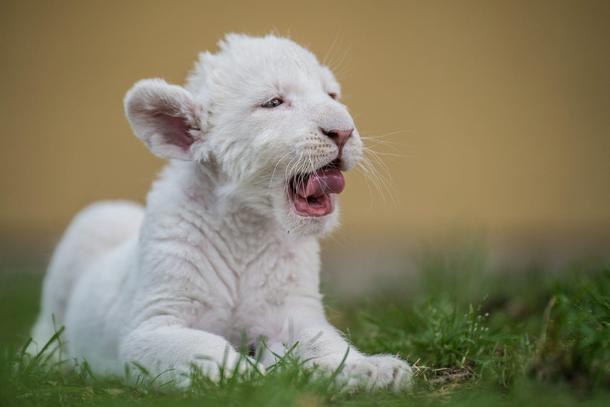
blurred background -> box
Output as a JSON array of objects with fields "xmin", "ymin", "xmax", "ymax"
[{"xmin": 1, "ymin": 0, "xmax": 609, "ymax": 289}]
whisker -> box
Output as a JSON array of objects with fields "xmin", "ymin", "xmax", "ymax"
[
  {"xmin": 356, "ymin": 149, "xmax": 398, "ymax": 207},
  {"xmin": 268, "ymin": 150, "xmax": 294, "ymax": 190}
]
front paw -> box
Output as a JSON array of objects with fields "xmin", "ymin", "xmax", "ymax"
[
  {"xmin": 173, "ymin": 353, "xmax": 265, "ymax": 388},
  {"xmin": 310, "ymin": 354, "xmax": 412, "ymax": 392},
  {"xmin": 364, "ymin": 354, "xmax": 413, "ymax": 392}
]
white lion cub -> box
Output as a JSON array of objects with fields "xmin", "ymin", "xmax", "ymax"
[{"xmin": 29, "ymin": 34, "xmax": 412, "ymax": 391}]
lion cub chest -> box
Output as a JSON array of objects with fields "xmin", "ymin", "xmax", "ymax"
[{"xmin": 186, "ymin": 236, "xmax": 320, "ymax": 342}]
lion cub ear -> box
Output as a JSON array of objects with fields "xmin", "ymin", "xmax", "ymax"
[{"xmin": 124, "ymin": 79, "xmax": 207, "ymax": 161}]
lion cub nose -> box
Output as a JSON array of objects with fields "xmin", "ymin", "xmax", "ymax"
[{"xmin": 320, "ymin": 128, "xmax": 353, "ymax": 154}]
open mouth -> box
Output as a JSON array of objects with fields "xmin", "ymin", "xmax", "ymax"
[{"xmin": 288, "ymin": 159, "xmax": 345, "ymax": 217}]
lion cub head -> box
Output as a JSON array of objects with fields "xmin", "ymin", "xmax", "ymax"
[{"xmin": 125, "ymin": 34, "xmax": 363, "ymax": 236}]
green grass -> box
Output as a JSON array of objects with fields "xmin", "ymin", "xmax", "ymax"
[{"xmin": 0, "ymin": 250, "xmax": 609, "ymax": 406}]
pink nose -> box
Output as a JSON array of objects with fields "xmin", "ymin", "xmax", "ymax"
[{"xmin": 321, "ymin": 128, "xmax": 353, "ymax": 153}]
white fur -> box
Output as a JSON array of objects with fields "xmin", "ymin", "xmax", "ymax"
[{"xmin": 29, "ymin": 34, "xmax": 412, "ymax": 391}]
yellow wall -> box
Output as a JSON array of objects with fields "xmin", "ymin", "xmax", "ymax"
[{"xmin": 1, "ymin": 0, "xmax": 609, "ymax": 245}]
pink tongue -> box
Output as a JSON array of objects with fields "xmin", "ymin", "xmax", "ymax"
[{"xmin": 297, "ymin": 168, "xmax": 345, "ymax": 198}]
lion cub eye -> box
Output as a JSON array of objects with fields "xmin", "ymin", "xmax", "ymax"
[
  {"xmin": 328, "ymin": 92, "xmax": 338, "ymax": 100},
  {"xmin": 261, "ymin": 97, "xmax": 284, "ymax": 108}
]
